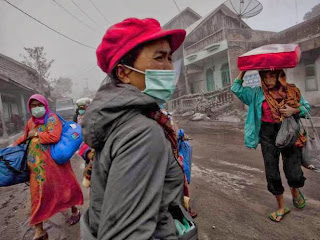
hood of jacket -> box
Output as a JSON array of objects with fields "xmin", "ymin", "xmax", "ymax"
[{"xmin": 82, "ymin": 82, "xmax": 158, "ymax": 149}]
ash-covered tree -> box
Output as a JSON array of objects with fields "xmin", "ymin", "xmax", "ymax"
[{"xmin": 20, "ymin": 46, "xmax": 54, "ymax": 92}]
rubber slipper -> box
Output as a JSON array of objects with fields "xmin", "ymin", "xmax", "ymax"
[
  {"xmin": 269, "ymin": 207, "xmax": 290, "ymax": 222},
  {"xmin": 293, "ymin": 191, "xmax": 306, "ymax": 209},
  {"xmin": 69, "ymin": 210, "xmax": 81, "ymax": 225}
]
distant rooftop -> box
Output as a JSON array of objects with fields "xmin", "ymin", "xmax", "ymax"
[{"xmin": 0, "ymin": 53, "xmax": 39, "ymax": 91}]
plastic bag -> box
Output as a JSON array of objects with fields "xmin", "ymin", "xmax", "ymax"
[
  {"xmin": 275, "ymin": 116, "xmax": 300, "ymax": 148},
  {"xmin": 300, "ymin": 116, "xmax": 320, "ymax": 172}
]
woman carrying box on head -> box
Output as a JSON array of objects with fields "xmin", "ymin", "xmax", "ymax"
[
  {"xmin": 232, "ymin": 69, "xmax": 310, "ymax": 222},
  {"xmin": 232, "ymin": 44, "xmax": 311, "ymax": 222}
]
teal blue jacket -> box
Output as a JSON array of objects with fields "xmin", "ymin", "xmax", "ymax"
[{"xmin": 231, "ymin": 78, "xmax": 311, "ymax": 149}]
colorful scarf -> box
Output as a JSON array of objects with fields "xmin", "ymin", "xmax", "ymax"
[
  {"xmin": 147, "ymin": 109, "xmax": 190, "ymax": 197},
  {"xmin": 261, "ymin": 70, "xmax": 306, "ymax": 147},
  {"xmin": 27, "ymin": 94, "xmax": 51, "ymax": 125},
  {"xmin": 147, "ymin": 110, "xmax": 179, "ymax": 159}
]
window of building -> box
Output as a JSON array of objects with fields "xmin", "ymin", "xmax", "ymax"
[
  {"xmin": 305, "ymin": 64, "xmax": 318, "ymax": 91},
  {"xmin": 221, "ymin": 63, "xmax": 231, "ymax": 87},
  {"xmin": 206, "ymin": 68, "xmax": 215, "ymax": 92},
  {"xmin": 191, "ymin": 81, "xmax": 201, "ymax": 94}
]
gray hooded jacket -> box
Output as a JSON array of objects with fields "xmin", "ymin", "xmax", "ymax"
[{"xmin": 80, "ymin": 82, "xmax": 184, "ymax": 240}]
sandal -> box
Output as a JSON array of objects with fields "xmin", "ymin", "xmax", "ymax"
[
  {"xmin": 269, "ymin": 207, "xmax": 290, "ymax": 222},
  {"xmin": 69, "ymin": 210, "xmax": 81, "ymax": 225},
  {"xmin": 32, "ymin": 232, "xmax": 48, "ymax": 240},
  {"xmin": 293, "ymin": 191, "xmax": 306, "ymax": 209}
]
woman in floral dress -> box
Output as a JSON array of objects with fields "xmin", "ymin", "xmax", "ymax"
[{"xmin": 15, "ymin": 94, "xmax": 83, "ymax": 240}]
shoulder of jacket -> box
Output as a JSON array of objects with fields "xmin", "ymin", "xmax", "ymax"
[{"xmin": 112, "ymin": 114, "xmax": 164, "ymax": 143}]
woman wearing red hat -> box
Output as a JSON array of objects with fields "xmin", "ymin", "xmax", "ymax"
[{"xmin": 80, "ymin": 18, "xmax": 197, "ymax": 239}]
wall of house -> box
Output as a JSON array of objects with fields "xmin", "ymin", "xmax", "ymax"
[
  {"xmin": 227, "ymin": 43, "xmax": 248, "ymax": 82},
  {"xmin": 225, "ymin": 28, "xmax": 278, "ymax": 43},
  {"xmin": 185, "ymin": 10, "xmax": 242, "ymax": 48},
  {"xmin": 186, "ymin": 52, "xmax": 230, "ymax": 94},
  {"xmin": 285, "ymin": 55, "xmax": 320, "ymax": 106},
  {"xmin": 253, "ymin": 15, "xmax": 320, "ymax": 48},
  {"xmin": 204, "ymin": 54, "xmax": 229, "ymax": 90},
  {"xmin": 0, "ymin": 86, "xmax": 30, "ymax": 136},
  {"xmin": 187, "ymin": 71, "xmax": 205, "ymax": 94}
]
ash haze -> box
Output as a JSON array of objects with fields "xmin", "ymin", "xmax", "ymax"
[{"xmin": 1, "ymin": 0, "xmax": 319, "ymax": 98}]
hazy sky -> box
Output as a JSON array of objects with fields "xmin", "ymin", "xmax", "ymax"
[{"xmin": 1, "ymin": 0, "xmax": 319, "ymax": 97}]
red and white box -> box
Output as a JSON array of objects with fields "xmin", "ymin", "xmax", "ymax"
[{"xmin": 238, "ymin": 44, "xmax": 301, "ymax": 71}]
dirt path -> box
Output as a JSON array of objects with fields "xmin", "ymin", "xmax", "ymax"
[
  {"xmin": 1, "ymin": 123, "xmax": 320, "ymax": 240},
  {"xmin": 0, "ymin": 154, "xmax": 89, "ymax": 240},
  {"xmin": 182, "ymin": 123, "xmax": 320, "ymax": 240}
]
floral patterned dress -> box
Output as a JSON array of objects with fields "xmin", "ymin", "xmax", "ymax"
[{"xmin": 16, "ymin": 113, "xmax": 83, "ymax": 225}]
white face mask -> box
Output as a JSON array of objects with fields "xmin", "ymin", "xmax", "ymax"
[
  {"xmin": 31, "ymin": 106, "xmax": 46, "ymax": 118},
  {"xmin": 124, "ymin": 65, "xmax": 176, "ymax": 104}
]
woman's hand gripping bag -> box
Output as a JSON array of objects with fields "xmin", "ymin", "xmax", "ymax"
[{"xmin": 238, "ymin": 44, "xmax": 301, "ymax": 71}]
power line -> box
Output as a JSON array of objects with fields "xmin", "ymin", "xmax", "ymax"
[
  {"xmin": 88, "ymin": 0, "xmax": 111, "ymax": 25},
  {"xmin": 71, "ymin": 0, "xmax": 104, "ymax": 30},
  {"xmin": 172, "ymin": 0, "xmax": 181, "ymax": 12},
  {"xmin": 3, "ymin": 0, "xmax": 95, "ymax": 49},
  {"xmin": 51, "ymin": 0, "xmax": 98, "ymax": 32}
]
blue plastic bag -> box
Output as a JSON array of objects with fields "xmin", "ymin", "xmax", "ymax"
[
  {"xmin": 0, "ymin": 143, "xmax": 29, "ymax": 187},
  {"xmin": 178, "ymin": 129, "xmax": 192, "ymax": 184},
  {"xmin": 45, "ymin": 113, "xmax": 82, "ymax": 165}
]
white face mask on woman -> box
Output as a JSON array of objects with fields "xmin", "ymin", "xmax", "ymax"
[
  {"xmin": 124, "ymin": 65, "xmax": 176, "ymax": 104},
  {"xmin": 31, "ymin": 106, "xmax": 46, "ymax": 118}
]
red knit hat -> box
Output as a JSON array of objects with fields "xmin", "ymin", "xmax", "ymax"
[{"xmin": 96, "ymin": 18, "xmax": 186, "ymax": 74}]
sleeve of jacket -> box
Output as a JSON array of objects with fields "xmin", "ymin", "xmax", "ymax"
[
  {"xmin": 298, "ymin": 95, "xmax": 311, "ymax": 117},
  {"xmin": 97, "ymin": 123, "xmax": 173, "ymax": 240},
  {"xmin": 231, "ymin": 78, "xmax": 254, "ymax": 105},
  {"xmin": 79, "ymin": 143, "xmax": 92, "ymax": 164}
]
